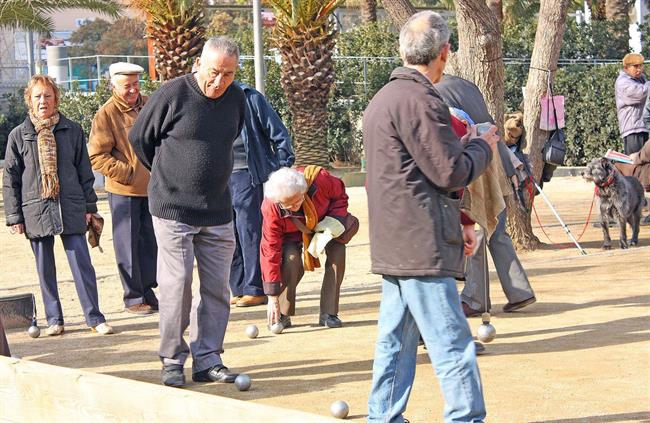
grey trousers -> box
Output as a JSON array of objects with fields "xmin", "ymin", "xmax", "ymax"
[
  {"xmin": 152, "ymin": 216, "xmax": 235, "ymax": 373},
  {"xmin": 461, "ymin": 210, "xmax": 535, "ymax": 312},
  {"xmin": 0, "ymin": 316, "xmax": 10, "ymax": 357}
]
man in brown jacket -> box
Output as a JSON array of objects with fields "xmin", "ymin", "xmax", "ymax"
[
  {"xmin": 363, "ymin": 11, "xmax": 498, "ymax": 423},
  {"xmin": 88, "ymin": 62, "xmax": 158, "ymax": 315}
]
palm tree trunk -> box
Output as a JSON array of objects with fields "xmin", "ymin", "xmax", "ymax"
[
  {"xmin": 293, "ymin": 108, "xmax": 330, "ymax": 167},
  {"xmin": 361, "ymin": 0, "xmax": 378, "ymax": 23},
  {"xmin": 512, "ymin": 0, "xmax": 571, "ymax": 251}
]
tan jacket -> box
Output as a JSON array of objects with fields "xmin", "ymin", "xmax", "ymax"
[{"xmin": 88, "ymin": 95, "xmax": 149, "ymax": 196}]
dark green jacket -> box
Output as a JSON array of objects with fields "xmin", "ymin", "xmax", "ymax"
[{"xmin": 3, "ymin": 114, "xmax": 97, "ymax": 239}]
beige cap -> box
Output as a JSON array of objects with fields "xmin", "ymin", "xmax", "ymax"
[
  {"xmin": 622, "ymin": 53, "xmax": 644, "ymax": 67},
  {"xmin": 109, "ymin": 62, "xmax": 144, "ymax": 77}
]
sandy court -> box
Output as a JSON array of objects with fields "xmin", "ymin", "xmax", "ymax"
[{"xmin": 1, "ymin": 176, "xmax": 650, "ymax": 422}]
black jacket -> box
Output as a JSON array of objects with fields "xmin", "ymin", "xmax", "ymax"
[
  {"xmin": 363, "ymin": 67, "xmax": 492, "ymax": 278},
  {"xmin": 3, "ymin": 114, "xmax": 97, "ymax": 239}
]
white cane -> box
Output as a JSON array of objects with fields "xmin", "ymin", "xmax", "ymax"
[{"xmin": 533, "ymin": 179, "xmax": 588, "ymax": 255}]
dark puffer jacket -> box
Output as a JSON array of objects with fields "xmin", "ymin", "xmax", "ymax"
[{"xmin": 3, "ymin": 114, "xmax": 98, "ymax": 239}]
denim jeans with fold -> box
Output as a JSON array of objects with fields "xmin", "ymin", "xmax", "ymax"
[{"xmin": 368, "ymin": 275, "xmax": 485, "ymax": 423}]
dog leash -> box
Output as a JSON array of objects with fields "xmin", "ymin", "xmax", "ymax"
[{"xmin": 529, "ymin": 176, "xmax": 597, "ymax": 246}]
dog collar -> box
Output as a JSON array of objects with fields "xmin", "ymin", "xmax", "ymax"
[{"xmin": 598, "ymin": 174, "xmax": 616, "ymax": 188}]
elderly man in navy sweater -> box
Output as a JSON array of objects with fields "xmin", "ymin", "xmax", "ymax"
[{"xmin": 130, "ymin": 36, "xmax": 245, "ymax": 388}]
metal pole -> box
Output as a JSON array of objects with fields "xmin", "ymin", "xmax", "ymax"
[
  {"xmin": 252, "ymin": 0, "xmax": 265, "ymax": 94},
  {"xmin": 533, "ymin": 180, "xmax": 587, "ymax": 255},
  {"xmin": 26, "ymin": 32, "xmax": 35, "ymax": 77},
  {"xmin": 96, "ymin": 55, "xmax": 101, "ymax": 89}
]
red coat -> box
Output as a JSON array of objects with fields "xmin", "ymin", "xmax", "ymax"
[
  {"xmin": 450, "ymin": 114, "xmax": 475, "ymax": 226},
  {"xmin": 261, "ymin": 168, "xmax": 349, "ymax": 295}
]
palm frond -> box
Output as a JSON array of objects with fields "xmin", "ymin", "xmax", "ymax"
[{"xmin": 0, "ymin": 0, "xmax": 121, "ymax": 33}]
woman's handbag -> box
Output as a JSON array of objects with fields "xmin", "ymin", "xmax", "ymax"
[{"xmin": 541, "ymin": 77, "xmax": 567, "ymax": 167}]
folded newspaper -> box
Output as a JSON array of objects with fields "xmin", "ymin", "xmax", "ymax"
[{"xmin": 604, "ymin": 149, "xmax": 634, "ymax": 164}]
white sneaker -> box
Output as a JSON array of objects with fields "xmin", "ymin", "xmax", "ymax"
[
  {"xmin": 91, "ymin": 322, "xmax": 114, "ymax": 335},
  {"xmin": 46, "ymin": 324, "xmax": 64, "ymax": 336}
]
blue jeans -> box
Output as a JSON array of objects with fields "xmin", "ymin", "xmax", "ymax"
[{"xmin": 368, "ymin": 276, "xmax": 485, "ymax": 423}]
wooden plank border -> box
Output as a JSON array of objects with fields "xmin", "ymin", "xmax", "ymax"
[{"xmin": 0, "ymin": 356, "xmax": 338, "ymax": 422}]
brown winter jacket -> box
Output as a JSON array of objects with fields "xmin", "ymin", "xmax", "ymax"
[
  {"xmin": 363, "ymin": 67, "xmax": 493, "ymax": 278},
  {"xmin": 88, "ymin": 95, "xmax": 150, "ymax": 196}
]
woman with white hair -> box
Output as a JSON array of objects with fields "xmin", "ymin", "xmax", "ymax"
[{"xmin": 260, "ymin": 166, "xmax": 354, "ymax": 331}]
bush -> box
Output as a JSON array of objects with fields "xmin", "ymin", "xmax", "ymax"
[
  {"xmin": 0, "ymin": 91, "xmax": 28, "ymax": 159},
  {"xmin": 555, "ymin": 64, "xmax": 621, "ymax": 165}
]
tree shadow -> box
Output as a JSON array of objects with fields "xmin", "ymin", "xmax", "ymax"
[
  {"xmin": 481, "ymin": 314, "xmax": 649, "ymax": 356},
  {"xmin": 492, "ymin": 294, "xmax": 650, "ymax": 319},
  {"xmin": 528, "ymin": 411, "xmax": 650, "ymax": 422}
]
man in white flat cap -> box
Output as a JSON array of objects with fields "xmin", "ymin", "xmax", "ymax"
[{"xmin": 88, "ymin": 62, "xmax": 159, "ymax": 315}]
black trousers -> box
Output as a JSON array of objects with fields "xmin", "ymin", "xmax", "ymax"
[
  {"xmin": 623, "ymin": 132, "xmax": 649, "ymax": 155},
  {"xmin": 108, "ymin": 193, "xmax": 158, "ymax": 307}
]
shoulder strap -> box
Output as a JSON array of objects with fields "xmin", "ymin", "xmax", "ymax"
[{"xmin": 290, "ymin": 216, "xmax": 313, "ymax": 235}]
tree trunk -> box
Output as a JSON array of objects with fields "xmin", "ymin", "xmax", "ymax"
[
  {"xmin": 587, "ymin": 0, "xmax": 607, "ymax": 20},
  {"xmin": 509, "ymin": 0, "xmax": 570, "ymax": 251},
  {"xmin": 453, "ymin": 0, "xmax": 505, "ymax": 133},
  {"xmin": 486, "ymin": 0, "xmax": 503, "ymax": 23},
  {"xmin": 605, "ymin": 0, "xmax": 630, "ymax": 20},
  {"xmin": 361, "ymin": 0, "xmax": 377, "ymax": 23},
  {"xmin": 380, "ymin": 0, "xmax": 417, "ymax": 29}
]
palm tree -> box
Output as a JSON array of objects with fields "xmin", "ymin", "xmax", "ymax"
[
  {"xmin": 268, "ymin": 0, "xmax": 344, "ymax": 167},
  {"xmin": 129, "ymin": 0, "xmax": 205, "ymax": 81},
  {"xmin": 0, "ymin": 0, "xmax": 121, "ymax": 33}
]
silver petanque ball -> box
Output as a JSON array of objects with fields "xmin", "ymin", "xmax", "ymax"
[
  {"xmin": 477, "ymin": 323, "xmax": 496, "ymax": 343},
  {"xmin": 270, "ymin": 323, "xmax": 283, "ymax": 334},
  {"xmin": 235, "ymin": 374, "xmax": 251, "ymax": 391},
  {"xmin": 245, "ymin": 324, "xmax": 259, "ymax": 339},
  {"xmin": 27, "ymin": 324, "xmax": 40, "ymax": 339},
  {"xmin": 330, "ymin": 400, "xmax": 349, "ymax": 419}
]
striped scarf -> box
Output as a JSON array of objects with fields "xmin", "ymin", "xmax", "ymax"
[
  {"xmin": 301, "ymin": 165, "xmax": 322, "ymax": 272},
  {"xmin": 30, "ymin": 111, "xmax": 60, "ymax": 199}
]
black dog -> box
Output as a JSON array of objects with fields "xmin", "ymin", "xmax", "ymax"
[{"xmin": 582, "ymin": 158, "xmax": 644, "ymax": 249}]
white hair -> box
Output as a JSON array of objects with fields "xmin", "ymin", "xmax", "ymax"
[
  {"xmin": 110, "ymin": 73, "xmax": 137, "ymax": 88},
  {"xmin": 399, "ymin": 11, "xmax": 450, "ymax": 66},
  {"xmin": 264, "ymin": 168, "xmax": 308, "ymax": 203}
]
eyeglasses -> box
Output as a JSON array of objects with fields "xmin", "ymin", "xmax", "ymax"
[{"xmin": 278, "ymin": 194, "xmax": 305, "ymax": 211}]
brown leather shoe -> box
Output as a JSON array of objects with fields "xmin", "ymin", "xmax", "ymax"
[
  {"xmin": 125, "ymin": 303, "xmax": 155, "ymax": 315},
  {"xmin": 230, "ymin": 296, "xmax": 242, "ymax": 305},
  {"xmin": 236, "ymin": 295, "xmax": 268, "ymax": 307},
  {"xmin": 462, "ymin": 302, "xmax": 481, "ymax": 318}
]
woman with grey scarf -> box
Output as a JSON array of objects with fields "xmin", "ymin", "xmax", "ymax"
[{"xmin": 3, "ymin": 75, "xmax": 113, "ymax": 336}]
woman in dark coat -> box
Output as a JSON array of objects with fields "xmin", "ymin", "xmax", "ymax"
[{"xmin": 3, "ymin": 75, "xmax": 113, "ymax": 336}]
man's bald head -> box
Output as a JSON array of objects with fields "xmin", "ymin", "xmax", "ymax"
[{"xmin": 399, "ymin": 11, "xmax": 450, "ymax": 66}]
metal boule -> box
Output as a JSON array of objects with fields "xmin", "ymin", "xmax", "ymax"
[
  {"xmin": 330, "ymin": 400, "xmax": 349, "ymax": 419},
  {"xmin": 235, "ymin": 374, "xmax": 251, "ymax": 391}
]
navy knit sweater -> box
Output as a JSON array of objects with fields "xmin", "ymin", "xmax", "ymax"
[{"xmin": 129, "ymin": 74, "xmax": 245, "ymax": 226}]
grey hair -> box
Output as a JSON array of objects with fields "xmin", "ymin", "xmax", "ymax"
[
  {"xmin": 399, "ymin": 11, "xmax": 450, "ymax": 66},
  {"xmin": 201, "ymin": 36, "xmax": 240, "ymax": 61},
  {"xmin": 264, "ymin": 167, "xmax": 308, "ymax": 203}
]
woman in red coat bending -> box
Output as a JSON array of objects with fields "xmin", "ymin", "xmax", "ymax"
[{"xmin": 260, "ymin": 166, "xmax": 355, "ymax": 331}]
